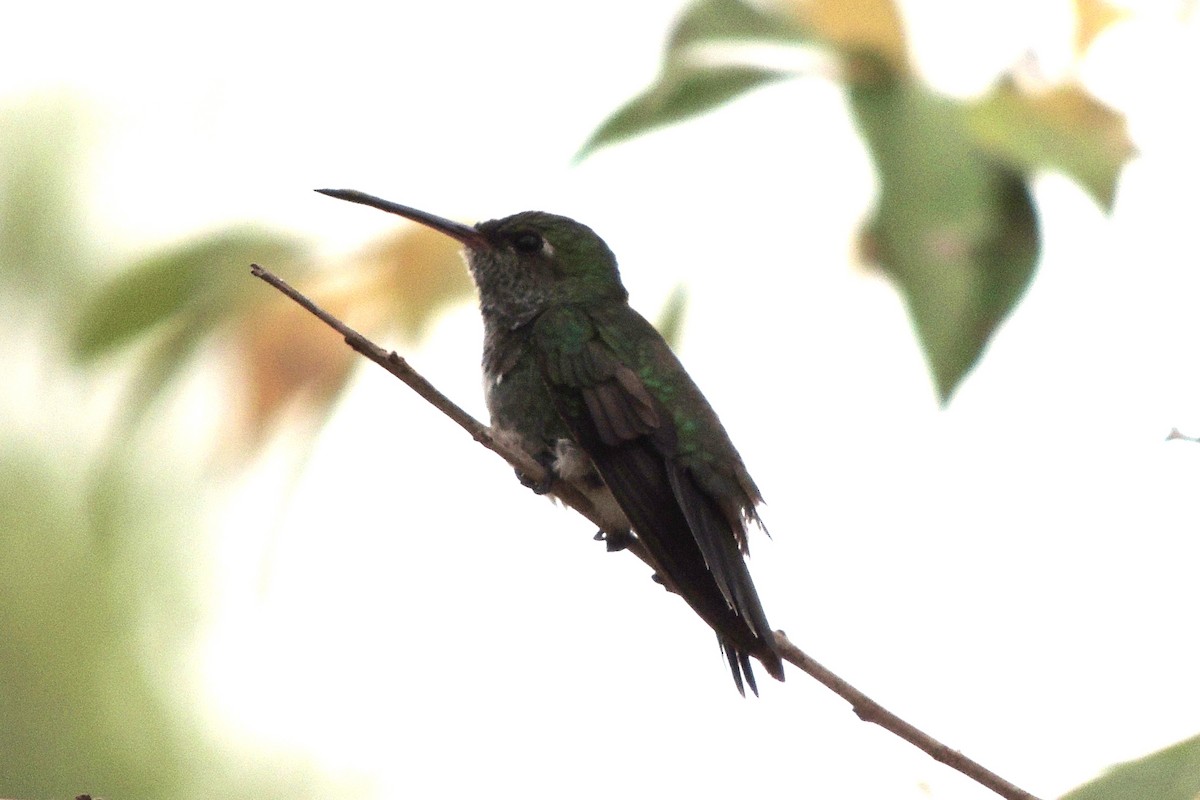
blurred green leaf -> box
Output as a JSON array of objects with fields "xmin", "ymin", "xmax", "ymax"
[
  {"xmin": 0, "ymin": 444, "xmax": 190, "ymax": 798},
  {"xmin": 120, "ymin": 313, "xmax": 219, "ymax": 427},
  {"xmin": 849, "ymin": 70, "xmax": 1040, "ymax": 401},
  {"xmin": 0, "ymin": 438, "xmax": 347, "ymax": 800},
  {"xmin": 0, "ymin": 97, "xmax": 94, "ymax": 295},
  {"xmin": 577, "ymin": 0, "xmax": 807, "ymax": 159},
  {"xmin": 580, "ymin": 66, "xmax": 786, "ymax": 159},
  {"xmin": 1060, "ymin": 734, "xmax": 1200, "ymax": 800},
  {"xmin": 668, "ymin": 0, "xmax": 807, "ymax": 49},
  {"xmin": 70, "ymin": 227, "xmax": 304, "ymax": 362},
  {"xmin": 654, "ymin": 283, "xmax": 689, "ymax": 349},
  {"xmin": 967, "ymin": 79, "xmax": 1135, "ymax": 211}
]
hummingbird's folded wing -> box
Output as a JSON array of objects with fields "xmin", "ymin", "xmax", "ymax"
[{"xmin": 532, "ymin": 305, "xmax": 783, "ymax": 693}]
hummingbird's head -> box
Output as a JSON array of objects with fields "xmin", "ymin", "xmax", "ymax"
[
  {"xmin": 466, "ymin": 211, "xmax": 626, "ymax": 322},
  {"xmin": 316, "ymin": 190, "xmax": 627, "ymax": 327}
]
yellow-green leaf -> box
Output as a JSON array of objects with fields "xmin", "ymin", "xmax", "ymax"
[
  {"xmin": 849, "ymin": 71, "xmax": 1040, "ymax": 401},
  {"xmin": 1060, "ymin": 734, "xmax": 1200, "ymax": 800},
  {"xmin": 967, "ymin": 79, "xmax": 1135, "ymax": 211}
]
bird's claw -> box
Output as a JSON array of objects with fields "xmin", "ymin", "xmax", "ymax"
[
  {"xmin": 515, "ymin": 453, "xmax": 556, "ymax": 495},
  {"xmin": 516, "ymin": 469, "xmax": 554, "ymax": 495},
  {"xmin": 648, "ymin": 572, "xmax": 678, "ymax": 594},
  {"xmin": 594, "ymin": 528, "xmax": 634, "ymax": 552}
]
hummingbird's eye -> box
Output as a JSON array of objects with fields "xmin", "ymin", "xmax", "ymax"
[{"xmin": 512, "ymin": 231, "xmax": 543, "ymax": 254}]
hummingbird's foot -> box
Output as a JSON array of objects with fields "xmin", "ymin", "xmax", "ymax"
[
  {"xmin": 515, "ymin": 452, "xmax": 557, "ymax": 495},
  {"xmin": 649, "ymin": 572, "xmax": 677, "ymax": 594},
  {"xmin": 594, "ymin": 528, "xmax": 634, "ymax": 553},
  {"xmin": 515, "ymin": 469, "xmax": 553, "ymax": 495}
]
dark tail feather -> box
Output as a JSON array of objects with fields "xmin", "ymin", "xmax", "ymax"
[
  {"xmin": 580, "ymin": 435, "xmax": 785, "ymax": 693},
  {"xmin": 739, "ymin": 650, "xmax": 759, "ymax": 696},
  {"xmin": 720, "ymin": 640, "xmax": 764, "ymax": 697},
  {"xmin": 722, "ymin": 641, "xmax": 749, "ymax": 697}
]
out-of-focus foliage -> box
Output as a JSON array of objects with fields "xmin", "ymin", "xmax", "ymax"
[
  {"xmin": 71, "ymin": 229, "xmax": 310, "ymax": 433},
  {"xmin": 0, "ymin": 97, "xmax": 93, "ymax": 295},
  {"xmin": 0, "ymin": 445, "xmax": 191, "ymax": 798},
  {"xmin": 0, "ymin": 440, "xmax": 342, "ymax": 800},
  {"xmin": 580, "ymin": 0, "xmax": 1135, "ymax": 401},
  {"xmin": 578, "ymin": 66, "xmax": 790, "ymax": 159},
  {"xmin": 1073, "ymin": 0, "xmax": 1131, "ymax": 56},
  {"xmin": 0, "ymin": 100, "xmax": 353, "ymax": 800},
  {"xmin": 654, "ymin": 283, "xmax": 690, "ymax": 350},
  {"xmin": 1059, "ymin": 734, "xmax": 1200, "ymax": 800},
  {"xmin": 966, "ymin": 79, "xmax": 1132, "ymax": 211},
  {"xmin": 66, "ymin": 201, "xmax": 475, "ymax": 458},
  {"xmin": 70, "ymin": 229, "xmax": 303, "ymax": 363},
  {"xmin": 577, "ymin": 0, "xmax": 806, "ymax": 156},
  {"xmin": 336, "ymin": 223, "xmax": 474, "ymax": 342},
  {"xmin": 801, "ymin": 0, "xmax": 909, "ymax": 72},
  {"xmin": 849, "ymin": 70, "xmax": 1040, "ymax": 398}
]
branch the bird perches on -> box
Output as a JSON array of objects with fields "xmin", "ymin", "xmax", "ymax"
[{"xmin": 249, "ymin": 262, "xmax": 1043, "ymax": 800}]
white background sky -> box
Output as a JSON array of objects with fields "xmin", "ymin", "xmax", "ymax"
[{"xmin": 4, "ymin": 1, "xmax": 1200, "ymax": 799}]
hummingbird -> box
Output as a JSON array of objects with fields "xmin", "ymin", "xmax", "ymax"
[{"xmin": 317, "ymin": 188, "xmax": 785, "ymax": 694}]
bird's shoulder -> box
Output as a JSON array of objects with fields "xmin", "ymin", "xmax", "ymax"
[
  {"xmin": 531, "ymin": 302, "xmax": 682, "ymax": 386},
  {"xmin": 531, "ymin": 303, "xmax": 663, "ymax": 447},
  {"xmin": 551, "ymin": 304, "xmax": 765, "ymax": 523}
]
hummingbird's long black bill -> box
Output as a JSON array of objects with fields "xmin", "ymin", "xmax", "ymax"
[{"xmin": 315, "ymin": 188, "xmax": 489, "ymax": 249}]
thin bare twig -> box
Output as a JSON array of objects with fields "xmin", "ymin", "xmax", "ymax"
[
  {"xmin": 770, "ymin": 637, "xmax": 1040, "ymax": 800},
  {"xmin": 249, "ymin": 262, "xmax": 1043, "ymax": 800},
  {"xmin": 1166, "ymin": 427, "xmax": 1200, "ymax": 443}
]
